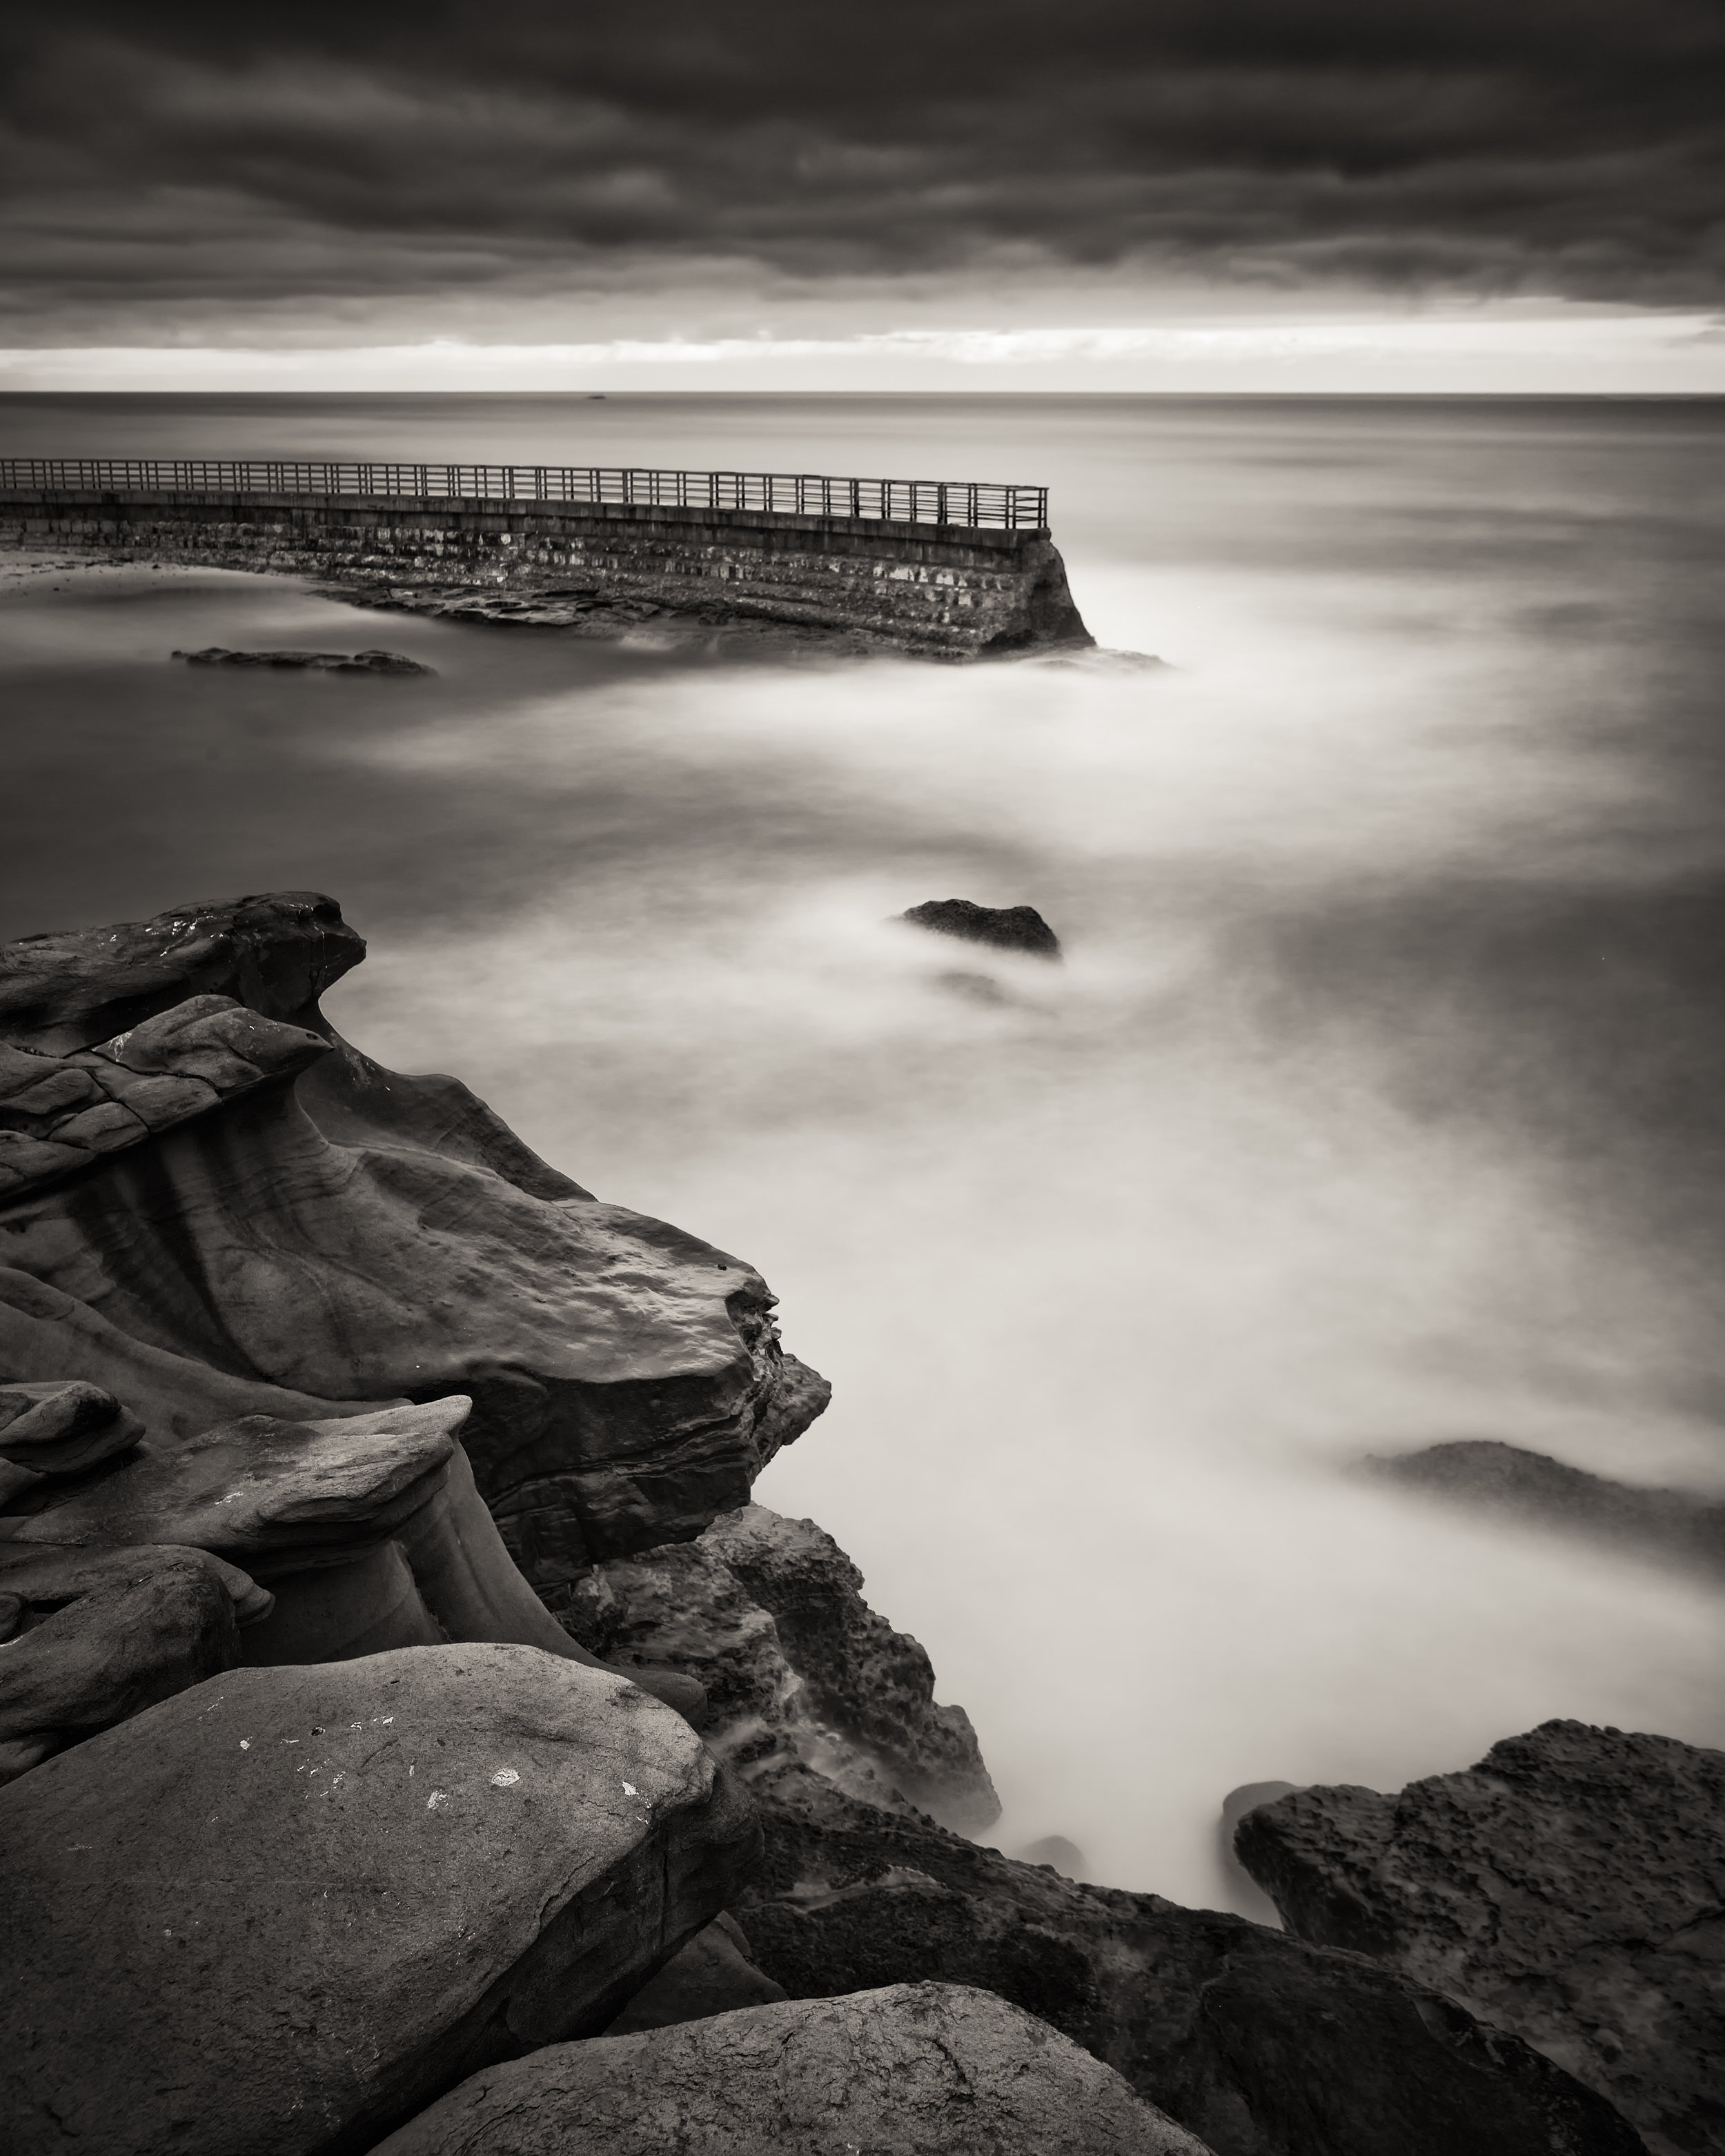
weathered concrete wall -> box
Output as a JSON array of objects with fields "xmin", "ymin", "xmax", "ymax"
[{"xmin": 0, "ymin": 491, "xmax": 1091, "ymax": 657}]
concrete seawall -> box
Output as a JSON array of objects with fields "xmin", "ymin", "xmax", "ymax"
[{"xmin": 0, "ymin": 490, "xmax": 1092, "ymax": 658}]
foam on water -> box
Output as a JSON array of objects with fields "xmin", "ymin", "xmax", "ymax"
[{"xmin": 3, "ymin": 392, "xmax": 1723, "ymax": 1909}]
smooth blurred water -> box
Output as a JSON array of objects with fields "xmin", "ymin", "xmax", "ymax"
[{"xmin": 3, "ymin": 393, "xmax": 1724, "ymax": 1910}]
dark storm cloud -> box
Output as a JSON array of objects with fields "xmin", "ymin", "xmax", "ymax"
[{"xmin": 2, "ymin": 0, "xmax": 1722, "ymax": 329}]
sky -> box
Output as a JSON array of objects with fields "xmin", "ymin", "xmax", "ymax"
[{"xmin": 3, "ymin": 0, "xmax": 1724, "ymax": 393}]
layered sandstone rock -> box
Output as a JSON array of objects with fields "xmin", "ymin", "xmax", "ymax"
[
  {"xmin": 1234, "ymin": 1721, "xmax": 1724, "ymax": 2156},
  {"xmin": 0, "ymin": 895, "xmax": 829, "ymax": 1591},
  {"xmin": 373, "ymin": 1982, "xmax": 1210, "ymax": 2156},
  {"xmin": 0, "ymin": 1389, "xmax": 703, "ymax": 1719},
  {"xmin": 0, "ymin": 1539, "xmax": 263, "ymax": 1781},
  {"xmin": 567, "ymin": 1501, "xmax": 1000, "ymax": 1834},
  {"xmin": 0, "ymin": 1643, "xmax": 760, "ymax": 2156}
]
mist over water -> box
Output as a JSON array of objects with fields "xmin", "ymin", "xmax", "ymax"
[{"xmin": 3, "ymin": 393, "xmax": 1724, "ymax": 1910}]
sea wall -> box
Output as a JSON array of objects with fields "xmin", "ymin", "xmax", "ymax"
[{"xmin": 0, "ymin": 489, "xmax": 1092, "ymax": 657}]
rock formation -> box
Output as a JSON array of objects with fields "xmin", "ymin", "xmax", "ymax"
[
  {"xmin": 1, "ymin": 1644, "xmax": 760, "ymax": 2156},
  {"xmin": 1234, "ymin": 1721, "xmax": 1724, "ymax": 2156},
  {"xmin": 898, "ymin": 897, "xmax": 1063, "ymax": 958},
  {"xmin": 172, "ymin": 646, "xmax": 433, "ymax": 673},
  {"xmin": 563, "ymin": 1512, "xmax": 1645, "ymax": 2156},
  {"xmin": 371, "ymin": 1982, "xmax": 1213, "ymax": 2156},
  {"xmin": 0, "ymin": 1538, "xmax": 262, "ymax": 1781},
  {"xmin": 1365, "ymin": 1439, "xmax": 1725, "ymax": 1583},
  {"xmin": 1, "ymin": 889, "xmax": 1684, "ymax": 2156},
  {"xmin": 0, "ymin": 895, "xmax": 829, "ymax": 1605},
  {"xmin": 565, "ymin": 1501, "xmax": 1000, "ymax": 1835},
  {"xmin": 0, "ymin": 1385, "xmax": 693, "ymax": 1697}
]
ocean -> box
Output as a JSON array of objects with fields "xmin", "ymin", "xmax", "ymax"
[{"xmin": 3, "ymin": 391, "xmax": 1723, "ymax": 1911}]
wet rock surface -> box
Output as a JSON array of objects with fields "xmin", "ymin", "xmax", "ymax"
[
  {"xmin": 553, "ymin": 1502, "xmax": 1630, "ymax": 2155},
  {"xmin": 1234, "ymin": 1721, "xmax": 1725, "ymax": 2156},
  {"xmin": 373, "ymin": 1981, "xmax": 1212, "ymax": 2156},
  {"xmin": 0, "ymin": 885, "xmax": 1695, "ymax": 2155},
  {"xmin": 1366, "ymin": 1439, "xmax": 1725, "ymax": 1582},
  {"xmin": 171, "ymin": 645, "xmax": 433, "ymax": 673},
  {"xmin": 898, "ymin": 896, "xmax": 1063, "ymax": 958},
  {"xmin": 732, "ymin": 1778, "xmax": 1646, "ymax": 2156},
  {"xmin": 0, "ymin": 1643, "xmax": 760, "ymax": 2156},
  {"xmin": 566, "ymin": 1500, "xmax": 1000, "ymax": 1835}
]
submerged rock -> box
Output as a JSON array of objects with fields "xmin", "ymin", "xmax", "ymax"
[
  {"xmin": 1365, "ymin": 1438, "xmax": 1725, "ymax": 1582},
  {"xmin": 171, "ymin": 645, "xmax": 433, "ymax": 673},
  {"xmin": 0, "ymin": 896, "xmax": 829, "ymax": 1591},
  {"xmin": 898, "ymin": 898, "xmax": 1063, "ymax": 959},
  {"xmin": 1, "ymin": 1643, "xmax": 760, "ymax": 2156},
  {"xmin": 1234, "ymin": 1720, "xmax": 1724, "ymax": 2156},
  {"xmin": 1218, "ymin": 1782, "xmax": 1302, "ymax": 1926},
  {"xmin": 1014, "ymin": 1832, "xmax": 1087, "ymax": 1876},
  {"xmin": 373, "ymin": 1982, "xmax": 1211, "ymax": 2156},
  {"xmin": 567, "ymin": 1500, "xmax": 1000, "ymax": 1836}
]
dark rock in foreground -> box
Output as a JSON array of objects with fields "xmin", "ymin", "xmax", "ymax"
[
  {"xmin": 569, "ymin": 1501, "xmax": 1000, "ymax": 1836},
  {"xmin": 1365, "ymin": 1439, "xmax": 1725, "ymax": 1582},
  {"xmin": 373, "ymin": 1982, "xmax": 1211, "ymax": 2155},
  {"xmin": 1, "ymin": 1643, "xmax": 760, "ymax": 2156},
  {"xmin": 734, "ymin": 1779, "xmax": 1644, "ymax": 2156},
  {"xmin": 566, "ymin": 1512, "xmax": 1639, "ymax": 2156},
  {"xmin": 899, "ymin": 898, "xmax": 1063, "ymax": 959},
  {"xmin": 171, "ymin": 645, "xmax": 433, "ymax": 673},
  {"xmin": 1234, "ymin": 1721, "xmax": 1723, "ymax": 2156}
]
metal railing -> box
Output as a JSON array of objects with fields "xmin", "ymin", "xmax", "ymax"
[{"xmin": 0, "ymin": 459, "xmax": 1049, "ymax": 531}]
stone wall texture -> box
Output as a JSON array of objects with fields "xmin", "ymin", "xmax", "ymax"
[{"xmin": 0, "ymin": 491, "xmax": 1092, "ymax": 657}]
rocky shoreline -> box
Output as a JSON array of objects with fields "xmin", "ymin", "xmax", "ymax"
[{"xmin": 2, "ymin": 891, "xmax": 1711, "ymax": 2153}]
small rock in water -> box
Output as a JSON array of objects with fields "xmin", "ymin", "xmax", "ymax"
[
  {"xmin": 170, "ymin": 646, "xmax": 433, "ymax": 674},
  {"xmin": 1219, "ymin": 1781, "xmax": 1303, "ymax": 1926},
  {"xmin": 898, "ymin": 898, "xmax": 1063, "ymax": 959},
  {"xmin": 1013, "ymin": 1834, "xmax": 1085, "ymax": 1877}
]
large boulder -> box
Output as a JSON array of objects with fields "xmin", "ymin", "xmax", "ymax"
[
  {"xmin": 567, "ymin": 1501, "xmax": 998, "ymax": 1834},
  {"xmin": 0, "ymin": 1642, "xmax": 761, "ymax": 2156},
  {"xmin": 1234, "ymin": 1721, "xmax": 1724, "ymax": 2156},
  {"xmin": 371, "ymin": 1981, "xmax": 1212, "ymax": 2155},
  {"xmin": 0, "ymin": 894, "xmax": 830, "ymax": 1592}
]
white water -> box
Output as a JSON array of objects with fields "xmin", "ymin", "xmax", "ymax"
[{"xmin": 3, "ymin": 393, "xmax": 1723, "ymax": 1908}]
